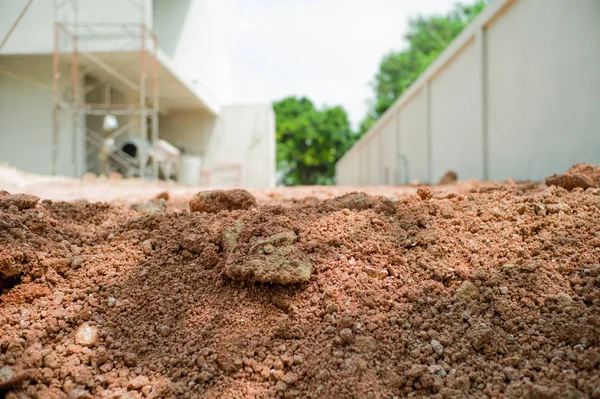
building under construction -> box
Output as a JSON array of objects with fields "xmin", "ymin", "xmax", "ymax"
[{"xmin": 0, "ymin": 0, "xmax": 276, "ymax": 188}]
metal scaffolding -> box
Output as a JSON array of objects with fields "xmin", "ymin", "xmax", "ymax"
[{"xmin": 52, "ymin": 0, "xmax": 160, "ymax": 179}]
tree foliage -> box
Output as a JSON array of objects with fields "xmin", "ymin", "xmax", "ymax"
[
  {"xmin": 274, "ymin": 96, "xmax": 356, "ymax": 186},
  {"xmin": 360, "ymin": 0, "xmax": 488, "ymax": 134}
]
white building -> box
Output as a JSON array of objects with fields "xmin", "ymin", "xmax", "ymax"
[
  {"xmin": 336, "ymin": 0, "xmax": 600, "ymax": 186},
  {"xmin": 0, "ymin": 0, "xmax": 276, "ymax": 188}
]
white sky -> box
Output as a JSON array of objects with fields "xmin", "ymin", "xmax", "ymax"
[{"xmin": 215, "ymin": 0, "xmax": 458, "ymax": 129}]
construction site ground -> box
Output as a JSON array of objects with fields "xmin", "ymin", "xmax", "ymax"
[{"xmin": 1, "ymin": 164, "xmax": 600, "ymax": 399}]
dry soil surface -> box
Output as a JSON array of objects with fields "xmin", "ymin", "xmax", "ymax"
[{"xmin": 1, "ymin": 181, "xmax": 600, "ymax": 399}]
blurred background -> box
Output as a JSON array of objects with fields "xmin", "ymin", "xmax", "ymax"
[{"xmin": 0, "ymin": 0, "xmax": 599, "ymax": 190}]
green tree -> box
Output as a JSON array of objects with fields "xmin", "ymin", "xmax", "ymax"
[
  {"xmin": 274, "ymin": 96, "xmax": 356, "ymax": 186},
  {"xmin": 360, "ymin": 0, "xmax": 487, "ymax": 134}
]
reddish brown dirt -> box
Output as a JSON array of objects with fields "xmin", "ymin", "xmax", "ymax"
[{"xmin": 1, "ymin": 183, "xmax": 600, "ymax": 399}]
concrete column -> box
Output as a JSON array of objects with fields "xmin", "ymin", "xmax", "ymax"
[
  {"xmin": 425, "ymin": 81, "xmax": 432, "ymax": 183},
  {"xmin": 477, "ymin": 27, "xmax": 489, "ymax": 180}
]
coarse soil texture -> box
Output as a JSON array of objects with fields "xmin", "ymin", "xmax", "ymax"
[{"xmin": 1, "ymin": 183, "xmax": 600, "ymax": 399}]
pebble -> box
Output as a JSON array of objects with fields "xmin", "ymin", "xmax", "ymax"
[
  {"xmin": 43, "ymin": 353, "xmax": 59, "ymax": 369},
  {"xmin": 430, "ymin": 340, "xmax": 444, "ymax": 356},
  {"xmin": 281, "ymin": 372, "xmax": 299, "ymax": 384},
  {"xmin": 292, "ymin": 355, "xmax": 304, "ymax": 365},
  {"xmin": 53, "ymin": 291, "xmax": 65, "ymax": 305},
  {"xmin": 75, "ymin": 323, "xmax": 98, "ymax": 347},
  {"xmin": 339, "ymin": 328, "xmax": 354, "ymax": 343},
  {"xmin": 276, "ymin": 381, "xmax": 288, "ymax": 392},
  {"xmin": 66, "ymin": 387, "xmax": 92, "ymax": 399},
  {"xmin": 454, "ymin": 280, "xmax": 479, "ymax": 301},
  {"xmin": 127, "ymin": 375, "xmax": 150, "ymax": 390},
  {"xmin": 499, "ymin": 286, "xmax": 509, "ymax": 294}
]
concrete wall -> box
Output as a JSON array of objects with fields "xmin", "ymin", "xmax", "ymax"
[
  {"xmin": 152, "ymin": 0, "xmax": 233, "ymax": 104},
  {"xmin": 0, "ymin": 0, "xmax": 153, "ymax": 55},
  {"xmin": 203, "ymin": 105, "xmax": 276, "ymax": 189},
  {"xmin": 158, "ymin": 110, "xmax": 215, "ymax": 156},
  {"xmin": 0, "ymin": 55, "xmax": 84, "ymax": 176},
  {"xmin": 336, "ymin": 0, "xmax": 600, "ymax": 185}
]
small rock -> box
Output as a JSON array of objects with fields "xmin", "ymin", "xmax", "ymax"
[
  {"xmin": 71, "ymin": 257, "xmax": 84, "ymax": 269},
  {"xmin": 386, "ymin": 264, "xmax": 398, "ymax": 278},
  {"xmin": 504, "ymin": 355, "xmax": 521, "ymax": 367},
  {"xmin": 43, "ymin": 353, "xmax": 59, "ymax": 369},
  {"xmin": 328, "ymin": 192, "xmax": 372, "ymax": 211},
  {"xmin": 276, "ymin": 381, "xmax": 288, "ymax": 392},
  {"xmin": 131, "ymin": 199, "xmax": 166, "ymax": 216},
  {"xmin": 293, "ymin": 355, "xmax": 304, "ymax": 365},
  {"xmin": 281, "ymin": 372, "xmax": 298, "ymax": 385},
  {"xmin": 339, "ymin": 328, "xmax": 353, "ymax": 343},
  {"xmin": 499, "ymin": 286, "xmax": 509, "ymax": 294},
  {"xmin": 127, "ymin": 375, "xmax": 150, "ymax": 390},
  {"xmin": 454, "ymin": 280, "xmax": 479, "ymax": 301},
  {"xmin": 431, "ymin": 340, "xmax": 444, "ymax": 356},
  {"xmin": 54, "ymin": 291, "xmax": 65, "ymax": 305},
  {"xmin": 75, "ymin": 323, "xmax": 98, "ymax": 347},
  {"xmin": 157, "ymin": 325, "xmax": 170, "ymax": 337},
  {"xmin": 364, "ymin": 266, "xmax": 387, "ymax": 279},
  {"xmin": 0, "ymin": 192, "xmax": 40, "ymax": 210},
  {"xmin": 439, "ymin": 171, "xmax": 458, "ymax": 185},
  {"xmin": 225, "ymin": 230, "xmax": 312, "ymax": 285},
  {"xmin": 0, "ymin": 366, "xmax": 27, "ymax": 391},
  {"xmin": 189, "ymin": 189, "xmax": 256, "ymax": 213},
  {"xmin": 67, "ymin": 387, "xmax": 92, "ymax": 399},
  {"xmin": 545, "ymin": 173, "xmax": 594, "ymax": 191},
  {"xmin": 428, "ymin": 364, "xmax": 446, "ymax": 377},
  {"xmin": 417, "ymin": 187, "xmax": 432, "ymax": 200},
  {"xmin": 439, "ymin": 202, "xmax": 455, "ymax": 219}
]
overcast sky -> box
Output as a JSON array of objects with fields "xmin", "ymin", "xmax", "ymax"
[{"xmin": 216, "ymin": 0, "xmax": 458, "ymax": 129}]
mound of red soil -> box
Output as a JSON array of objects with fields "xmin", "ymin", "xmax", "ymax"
[{"xmin": 1, "ymin": 185, "xmax": 600, "ymax": 398}]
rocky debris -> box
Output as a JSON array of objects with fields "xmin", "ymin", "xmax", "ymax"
[
  {"xmin": 189, "ymin": 189, "xmax": 256, "ymax": 213},
  {"xmin": 545, "ymin": 173, "xmax": 594, "ymax": 191},
  {"xmin": 66, "ymin": 387, "xmax": 92, "ymax": 399},
  {"xmin": 0, "ymin": 191, "xmax": 39, "ymax": 210},
  {"xmin": 0, "ymin": 366, "xmax": 28, "ymax": 391},
  {"xmin": 567, "ymin": 163, "xmax": 600, "ymax": 185},
  {"xmin": 225, "ymin": 230, "xmax": 312, "ymax": 284},
  {"xmin": 438, "ymin": 170, "xmax": 458, "ymax": 185},
  {"xmin": 127, "ymin": 376, "xmax": 150, "ymax": 390},
  {"xmin": 545, "ymin": 162, "xmax": 600, "ymax": 191},
  {"xmin": 417, "ymin": 187, "xmax": 432, "ymax": 200},
  {"xmin": 430, "ymin": 340, "xmax": 444, "ymax": 356},
  {"xmin": 339, "ymin": 328, "xmax": 354, "ymax": 343},
  {"xmin": 326, "ymin": 192, "xmax": 372, "ymax": 211},
  {"xmin": 454, "ymin": 280, "xmax": 479, "ymax": 301},
  {"xmin": 131, "ymin": 198, "xmax": 166, "ymax": 216},
  {"xmin": 74, "ymin": 323, "xmax": 98, "ymax": 347}
]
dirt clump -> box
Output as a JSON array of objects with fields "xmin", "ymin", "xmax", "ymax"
[
  {"xmin": 325, "ymin": 191, "xmax": 372, "ymax": 210},
  {"xmin": 1, "ymin": 184, "xmax": 600, "ymax": 398},
  {"xmin": 567, "ymin": 163, "xmax": 600, "ymax": 185},
  {"xmin": 0, "ymin": 191, "xmax": 39, "ymax": 210},
  {"xmin": 545, "ymin": 163, "xmax": 600, "ymax": 191},
  {"xmin": 131, "ymin": 198, "xmax": 167, "ymax": 215},
  {"xmin": 225, "ymin": 230, "xmax": 312, "ymax": 284},
  {"xmin": 417, "ymin": 187, "xmax": 432, "ymax": 200},
  {"xmin": 153, "ymin": 191, "xmax": 170, "ymax": 201},
  {"xmin": 438, "ymin": 170, "xmax": 457, "ymax": 185},
  {"xmin": 189, "ymin": 188, "xmax": 257, "ymax": 213}
]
